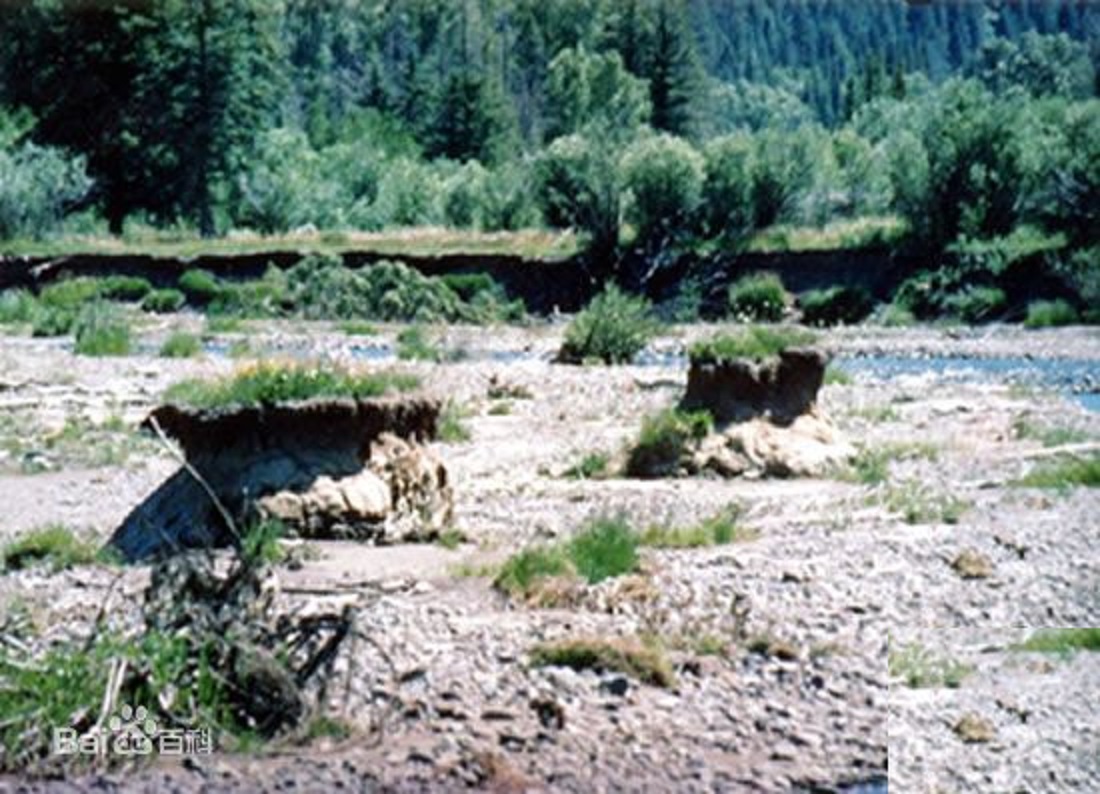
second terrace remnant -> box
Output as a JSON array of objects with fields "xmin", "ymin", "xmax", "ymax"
[{"xmin": 109, "ymin": 369, "xmax": 453, "ymax": 561}]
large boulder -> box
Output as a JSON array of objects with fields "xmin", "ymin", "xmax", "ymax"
[{"xmin": 109, "ymin": 396, "xmax": 453, "ymax": 561}]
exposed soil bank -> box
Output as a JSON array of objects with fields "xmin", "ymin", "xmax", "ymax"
[{"xmin": 0, "ymin": 246, "xmax": 915, "ymax": 313}]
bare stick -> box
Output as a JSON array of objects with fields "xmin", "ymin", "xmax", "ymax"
[
  {"xmin": 93, "ymin": 657, "xmax": 128, "ymax": 734},
  {"xmin": 148, "ymin": 415, "xmax": 240, "ymax": 543}
]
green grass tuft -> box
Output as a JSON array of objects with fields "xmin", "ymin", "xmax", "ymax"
[
  {"xmin": 688, "ymin": 326, "xmax": 817, "ymax": 364},
  {"xmin": 1013, "ymin": 628, "xmax": 1100, "ymax": 656},
  {"xmin": 841, "ymin": 442, "xmax": 939, "ymax": 485},
  {"xmin": 73, "ymin": 303, "xmax": 132, "ymax": 357},
  {"xmin": 889, "ymin": 642, "xmax": 974, "ymax": 688},
  {"xmin": 339, "ymin": 320, "xmax": 379, "ymax": 336},
  {"xmin": 638, "ymin": 507, "xmax": 752, "ymax": 548},
  {"xmin": 494, "ymin": 546, "xmax": 572, "ymax": 597},
  {"xmin": 239, "ymin": 519, "xmax": 286, "ymax": 566},
  {"xmin": 163, "ymin": 362, "xmax": 419, "ymax": 410},
  {"xmin": 1013, "ymin": 454, "xmax": 1100, "ymax": 490},
  {"xmin": 625, "ymin": 408, "xmax": 712, "ymax": 478},
  {"xmin": 529, "ymin": 637, "xmax": 674, "ymax": 688},
  {"xmin": 159, "ymin": 331, "xmax": 202, "ymax": 358},
  {"xmin": 1, "ymin": 525, "xmax": 105, "ymax": 572},
  {"xmin": 395, "ymin": 325, "xmax": 439, "ymax": 361},
  {"xmin": 567, "ymin": 516, "xmax": 639, "ymax": 584},
  {"xmin": 564, "ymin": 451, "xmax": 611, "ymax": 480},
  {"xmin": 437, "ymin": 400, "xmax": 471, "ymax": 442}
]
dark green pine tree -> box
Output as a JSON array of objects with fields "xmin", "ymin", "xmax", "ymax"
[
  {"xmin": 127, "ymin": 0, "xmax": 285, "ymax": 236},
  {"xmin": 647, "ymin": 0, "xmax": 699, "ymax": 136},
  {"xmin": 427, "ymin": 70, "xmax": 512, "ymax": 163},
  {"xmin": 0, "ymin": 1, "xmax": 140, "ymax": 233}
]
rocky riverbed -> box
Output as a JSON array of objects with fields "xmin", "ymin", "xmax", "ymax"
[{"xmin": 0, "ymin": 319, "xmax": 1097, "ymax": 793}]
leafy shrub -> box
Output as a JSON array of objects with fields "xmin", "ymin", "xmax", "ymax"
[
  {"xmin": 164, "ymin": 363, "xmax": 420, "ymax": 410},
  {"xmin": 160, "ymin": 332, "xmax": 202, "ymax": 358},
  {"xmin": 1024, "ymin": 299, "xmax": 1078, "ymax": 328},
  {"xmin": 0, "ymin": 140, "xmax": 92, "ymax": 239},
  {"xmin": 702, "ymin": 133, "xmax": 756, "ymax": 240},
  {"xmin": 480, "ymin": 161, "xmax": 541, "ymax": 231},
  {"xmin": 800, "ymin": 286, "xmax": 874, "ymax": 326},
  {"xmin": 620, "ymin": 133, "xmax": 705, "ymax": 244},
  {"xmin": 558, "ymin": 284, "xmax": 658, "ymax": 365},
  {"xmin": 440, "ymin": 161, "xmax": 489, "ymax": 228},
  {"xmin": 625, "ymin": 409, "xmax": 712, "ymax": 478},
  {"xmin": 727, "ymin": 272, "xmax": 789, "ymax": 321},
  {"xmin": 282, "ymin": 255, "xmax": 521, "ymax": 324},
  {"xmin": 178, "ymin": 269, "xmax": 224, "ymax": 305},
  {"xmin": 439, "ymin": 273, "xmax": 498, "ymax": 302},
  {"xmin": 534, "ymin": 133, "xmax": 620, "ymax": 255},
  {"xmin": 141, "ymin": 288, "xmax": 186, "ymax": 314},
  {"xmin": 30, "ymin": 305, "xmax": 75, "ymax": 337},
  {"xmin": 688, "ymin": 326, "xmax": 816, "ymax": 363},
  {"xmin": 208, "ymin": 267, "xmax": 288, "ymax": 318},
  {"xmin": 943, "ymin": 286, "xmax": 1006, "ymax": 323},
  {"xmin": 370, "ymin": 158, "xmax": 443, "ymax": 227},
  {"xmin": 73, "ymin": 302, "xmax": 132, "ymax": 356},
  {"xmin": 98, "ymin": 276, "xmax": 153, "ymax": 302},
  {"xmin": 39, "ymin": 278, "xmax": 102, "ymax": 310},
  {"xmin": 873, "ymin": 302, "xmax": 916, "ymax": 327},
  {"xmin": 750, "ymin": 126, "xmax": 826, "ymax": 227},
  {"xmin": 0, "ymin": 289, "xmax": 38, "ymax": 325}
]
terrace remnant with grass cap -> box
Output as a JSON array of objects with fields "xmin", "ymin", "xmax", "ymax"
[
  {"xmin": 628, "ymin": 327, "xmax": 853, "ymax": 478},
  {"xmin": 109, "ymin": 363, "xmax": 453, "ymax": 561}
]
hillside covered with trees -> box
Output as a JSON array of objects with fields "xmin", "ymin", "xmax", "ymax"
[{"xmin": 0, "ymin": 0, "xmax": 1097, "ymax": 322}]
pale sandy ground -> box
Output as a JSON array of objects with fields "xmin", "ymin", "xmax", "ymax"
[{"xmin": 0, "ymin": 319, "xmax": 1097, "ymax": 792}]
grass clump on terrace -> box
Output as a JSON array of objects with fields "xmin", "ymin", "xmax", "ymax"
[
  {"xmin": 530, "ymin": 637, "xmax": 675, "ymax": 688},
  {"xmin": 688, "ymin": 326, "xmax": 817, "ymax": 364},
  {"xmin": 163, "ymin": 362, "xmax": 419, "ymax": 410}
]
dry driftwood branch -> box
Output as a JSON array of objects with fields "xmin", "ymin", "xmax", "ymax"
[{"xmin": 147, "ymin": 414, "xmax": 240, "ymax": 544}]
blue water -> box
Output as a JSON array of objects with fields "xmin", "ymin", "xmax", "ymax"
[
  {"xmin": 838, "ymin": 780, "xmax": 888, "ymax": 794},
  {"xmin": 834, "ymin": 354, "xmax": 1100, "ymax": 412}
]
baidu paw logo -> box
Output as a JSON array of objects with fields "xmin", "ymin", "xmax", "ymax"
[{"xmin": 108, "ymin": 704, "xmax": 158, "ymax": 755}]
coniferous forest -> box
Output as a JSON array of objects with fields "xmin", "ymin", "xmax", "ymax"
[{"xmin": 0, "ymin": 0, "xmax": 1098, "ymax": 320}]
